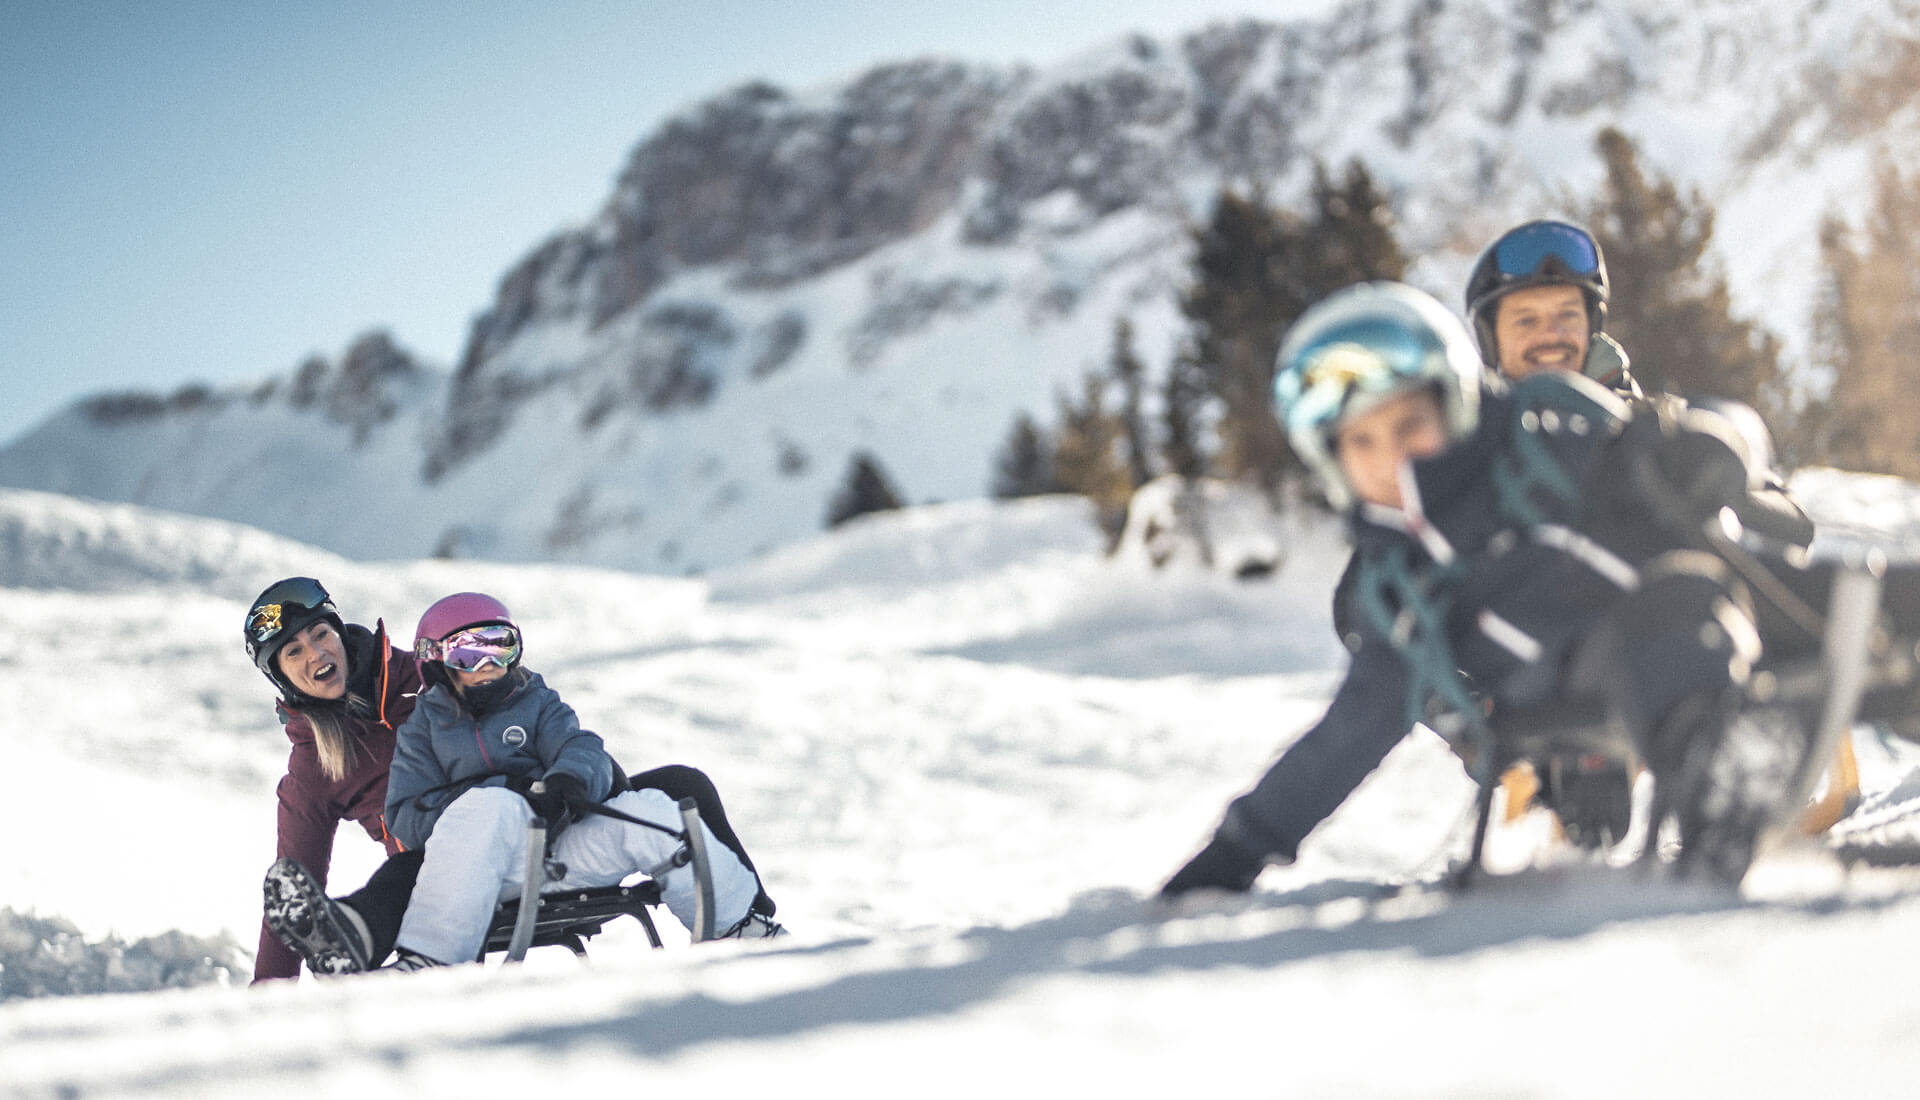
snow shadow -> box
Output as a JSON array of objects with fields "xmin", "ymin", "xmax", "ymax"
[
  {"xmin": 407, "ymin": 871, "xmax": 1839, "ymax": 1064},
  {"xmin": 931, "ymin": 623, "xmax": 1339, "ymax": 679}
]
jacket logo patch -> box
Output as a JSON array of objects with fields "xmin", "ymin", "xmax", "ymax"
[{"xmin": 501, "ymin": 725, "xmax": 529, "ymax": 748}]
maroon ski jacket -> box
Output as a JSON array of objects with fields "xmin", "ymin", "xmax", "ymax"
[{"xmin": 253, "ymin": 622, "xmax": 421, "ymax": 982}]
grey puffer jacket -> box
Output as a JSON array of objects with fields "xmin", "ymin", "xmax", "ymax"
[{"xmin": 384, "ymin": 669, "xmax": 615, "ymax": 851}]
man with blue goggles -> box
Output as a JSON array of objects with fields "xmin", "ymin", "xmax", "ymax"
[
  {"xmin": 1464, "ymin": 220, "xmax": 1636, "ymax": 392},
  {"xmin": 1465, "ymin": 219, "xmax": 1808, "ymax": 546},
  {"xmin": 1456, "ymin": 219, "xmax": 1815, "ymax": 848}
]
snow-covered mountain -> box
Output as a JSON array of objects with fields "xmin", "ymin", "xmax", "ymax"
[
  {"xmin": 8, "ymin": 471, "xmax": 1920, "ymax": 1093},
  {"xmin": 6, "ymin": 0, "xmax": 1918, "ymax": 573}
]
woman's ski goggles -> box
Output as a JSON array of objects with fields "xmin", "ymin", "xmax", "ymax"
[
  {"xmin": 1492, "ymin": 221, "xmax": 1601, "ymax": 279},
  {"xmin": 246, "ymin": 577, "xmax": 335, "ymax": 648},
  {"xmin": 416, "ymin": 624, "xmax": 522, "ymax": 671}
]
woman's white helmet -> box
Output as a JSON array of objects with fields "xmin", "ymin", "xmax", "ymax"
[{"xmin": 1273, "ymin": 282, "xmax": 1484, "ymax": 509}]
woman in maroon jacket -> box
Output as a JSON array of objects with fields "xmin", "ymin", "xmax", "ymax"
[
  {"xmin": 247, "ymin": 577, "xmax": 782, "ymax": 979},
  {"xmin": 246, "ymin": 577, "xmax": 424, "ymax": 982}
]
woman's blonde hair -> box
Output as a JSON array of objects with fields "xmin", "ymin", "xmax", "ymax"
[{"xmin": 299, "ymin": 695, "xmax": 368, "ymax": 782}]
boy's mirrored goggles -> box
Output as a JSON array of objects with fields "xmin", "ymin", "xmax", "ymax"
[
  {"xmin": 417, "ymin": 624, "xmax": 522, "ymax": 671},
  {"xmin": 1280, "ymin": 320, "xmax": 1442, "ymax": 438},
  {"xmin": 1493, "ymin": 221, "xmax": 1600, "ymax": 279}
]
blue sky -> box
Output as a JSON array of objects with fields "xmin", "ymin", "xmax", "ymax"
[{"xmin": 0, "ymin": 1, "xmax": 1333, "ymax": 447}]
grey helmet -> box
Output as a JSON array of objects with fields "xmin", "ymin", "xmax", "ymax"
[{"xmin": 1273, "ymin": 282, "xmax": 1483, "ymax": 509}]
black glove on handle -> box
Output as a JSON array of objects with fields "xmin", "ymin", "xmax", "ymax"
[
  {"xmin": 1620, "ymin": 405, "xmax": 1752, "ymax": 536},
  {"xmin": 527, "ymin": 773, "xmax": 592, "ymax": 834},
  {"xmin": 1159, "ymin": 834, "xmax": 1265, "ymax": 900}
]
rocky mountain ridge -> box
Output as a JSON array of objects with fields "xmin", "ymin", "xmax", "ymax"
[{"xmin": 5, "ymin": 0, "xmax": 1916, "ymax": 573}]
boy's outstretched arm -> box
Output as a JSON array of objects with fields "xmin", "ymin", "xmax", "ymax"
[{"xmin": 1162, "ymin": 642, "xmax": 1414, "ymax": 898}]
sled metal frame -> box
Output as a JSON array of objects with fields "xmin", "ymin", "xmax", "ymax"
[
  {"xmin": 479, "ymin": 796, "xmax": 716, "ymax": 962},
  {"xmin": 1450, "ymin": 568, "xmax": 1908, "ymax": 887},
  {"xmin": 1449, "ymin": 702, "xmax": 1640, "ymax": 889},
  {"xmin": 481, "ymin": 879, "xmax": 670, "ymax": 960}
]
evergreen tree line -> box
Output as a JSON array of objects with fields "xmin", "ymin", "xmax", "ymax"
[
  {"xmin": 1799, "ymin": 163, "xmax": 1920, "ymax": 479},
  {"xmin": 992, "ymin": 126, "xmax": 1920, "ymax": 540},
  {"xmin": 994, "ymin": 160, "xmax": 1410, "ymax": 538},
  {"xmin": 837, "ymin": 127, "xmax": 1916, "ymax": 533}
]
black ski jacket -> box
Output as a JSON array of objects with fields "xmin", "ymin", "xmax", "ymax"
[
  {"xmin": 1215, "ymin": 372, "xmax": 1754, "ymax": 863},
  {"xmin": 1330, "ymin": 348, "xmax": 1813, "ymax": 652}
]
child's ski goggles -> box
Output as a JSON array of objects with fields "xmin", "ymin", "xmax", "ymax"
[
  {"xmin": 416, "ymin": 624, "xmax": 522, "ymax": 671},
  {"xmin": 1491, "ymin": 220, "xmax": 1601, "ymax": 279}
]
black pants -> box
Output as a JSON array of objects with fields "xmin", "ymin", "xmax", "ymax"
[
  {"xmin": 1574, "ymin": 549, "xmax": 1920, "ymax": 772},
  {"xmin": 1490, "ymin": 549, "xmax": 1920, "ymax": 782},
  {"xmin": 339, "ymin": 764, "xmax": 773, "ymax": 964}
]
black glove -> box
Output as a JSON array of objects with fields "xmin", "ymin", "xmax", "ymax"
[
  {"xmin": 1159, "ymin": 835, "xmax": 1265, "ymax": 900},
  {"xmin": 526, "ymin": 772, "xmax": 592, "ymax": 831},
  {"xmin": 1621, "ymin": 406, "xmax": 1751, "ymax": 534}
]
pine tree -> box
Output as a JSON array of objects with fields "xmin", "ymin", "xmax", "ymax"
[
  {"xmin": 1586, "ymin": 128, "xmax": 1786, "ymax": 420},
  {"xmin": 1793, "ymin": 213, "xmax": 1856, "ymax": 468},
  {"xmin": 1801, "ymin": 164, "xmax": 1920, "ymax": 478},
  {"xmin": 825, "ymin": 451, "xmax": 905, "ymax": 528},
  {"xmin": 991, "ymin": 413, "xmax": 1057, "ymax": 499},
  {"xmin": 1177, "ymin": 162, "xmax": 1407, "ymax": 490},
  {"xmin": 1159, "ymin": 350, "xmax": 1209, "ymax": 480},
  {"xmin": 1109, "ymin": 317, "xmax": 1156, "ymax": 490},
  {"xmin": 1179, "ymin": 185, "xmax": 1310, "ymax": 489},
  {"xmin": 1308, "ymin": 159, "xmax": 1408, "ymax": 290},
  {"xmin": 1051, "ymin": 372, "xmax": 1133, "ymax": 542}
]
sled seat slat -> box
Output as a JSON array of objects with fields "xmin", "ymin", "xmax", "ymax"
[{"xmin": 479, "ymin": 880, "xmax": 667, "ymax": 960}]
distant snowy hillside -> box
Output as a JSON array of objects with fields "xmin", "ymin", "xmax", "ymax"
[
  {"xmin": 5, "ymin": 0, "xmax": 1919, "ymax": 575},
  {"xmin": 9, "ymin": 473, "xmax": 1920, "ymax": 1094},
  {"xmin": 1791, "ymin": 466, "xmax": 1920, "ymax": 563}
]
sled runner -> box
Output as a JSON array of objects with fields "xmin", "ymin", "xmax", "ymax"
[
  {"xmin": 1498, "ymin": 723, "xmax": 1863, "ymax": 849},
  {"xmin": 1457, "ymin": 567, "xmax": 1902, "ymax": 886},
  {"xmin": 1451, "ymin": 701, "xmax": 1641, "ymax": 887},
  {"xmin": 481, "ymin": 879, "xmax": 669, "ymax": 958},
  {"xmin": 482, "ymin": 792, "xmax": 719, "ymax": 963}
]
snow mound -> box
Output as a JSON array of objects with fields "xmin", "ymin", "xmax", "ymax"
[
  {"xmin": 1111, "ymin": 475, "xmax": 1288, "ymax": 578},
  {"xmin": 0, "ymin": 488, "xmax": 346, "ymax": 599},
  {"xmin": 0, "ymin": 908, "xmax": 247, "ymax": 1001},
  {"xmin": 1792, "ymin": 466, "xmax": 1920, "ymax": 563},
  {"xmin": 708, "ymin": 494, "xmax": 1104, "ymax": 602},
  {"xmin": 8, "ymin": 469, "xmax": 1920, "ymax": 1092}
]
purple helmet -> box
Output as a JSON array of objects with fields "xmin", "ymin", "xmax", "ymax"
[{"xmin": 413, "ymin": 593, "xmax": 521, "ymax": 688}]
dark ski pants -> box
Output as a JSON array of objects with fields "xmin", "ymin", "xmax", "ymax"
[
  {"xmin": 340, "ymin": 763, "xmax": 775, "ymax": 964},
  {"xmin": 1573, "ymin": 548, "xmax": 1920, "ymax": 774}
]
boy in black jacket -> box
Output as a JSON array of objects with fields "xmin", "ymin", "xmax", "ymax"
[{"xmin": 1162, "ymin": 282, "xmax": 1920, "ymax": 897}]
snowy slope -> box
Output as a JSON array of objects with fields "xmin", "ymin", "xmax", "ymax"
[{"xmin": 6, "ymin": 472, "xmax": 1920, "ymax": 1095}]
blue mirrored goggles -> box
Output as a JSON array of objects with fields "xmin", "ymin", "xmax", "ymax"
[
  {"xmin": 417, "ymin": 624, "xmax": 522, "ymax": 672},
  {"xmin": 1278, "ymin": 319, "xmax": 1442, "ymax": 438},
  {"xmin": 1492, "ymin": 222, "xmax": 1600, "ymax": 279}
]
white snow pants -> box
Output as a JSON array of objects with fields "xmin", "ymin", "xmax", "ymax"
[{"xmin": 395, "ymin": 785, "xmax": 759, "ymax": 964}]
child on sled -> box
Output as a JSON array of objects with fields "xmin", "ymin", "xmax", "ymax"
[{"xmin": 383, "ymin": 592, "xmax": 782, "ymax": 969}]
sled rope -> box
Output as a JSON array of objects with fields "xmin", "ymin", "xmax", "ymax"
[{"xmin": 1357, "ymin": 545, "xmax": 1494, "ymax": 786}]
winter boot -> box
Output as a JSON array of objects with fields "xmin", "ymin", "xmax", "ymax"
[
  {"xmin": 718, "ymin": 911, "xmax": 787, "ymax": 940},
  {"xmin": 1539, "ymin": 751, "xmax": 1635, "ymax": 851},
  {"xmin": 263, "ymin": 858, "xmax": 373, "ymax": 976},
  {"xmin": 1668, "ymin": 699, "xmax": 1816, "ymax": 885},
  {"xmin": 380, "ymin": 948, "xmax": 447, "ymax": 973}
]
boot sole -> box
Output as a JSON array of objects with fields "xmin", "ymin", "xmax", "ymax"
[{"xmin": 262, "ymin": 859, "xmax": 370, "ymax": 975}]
